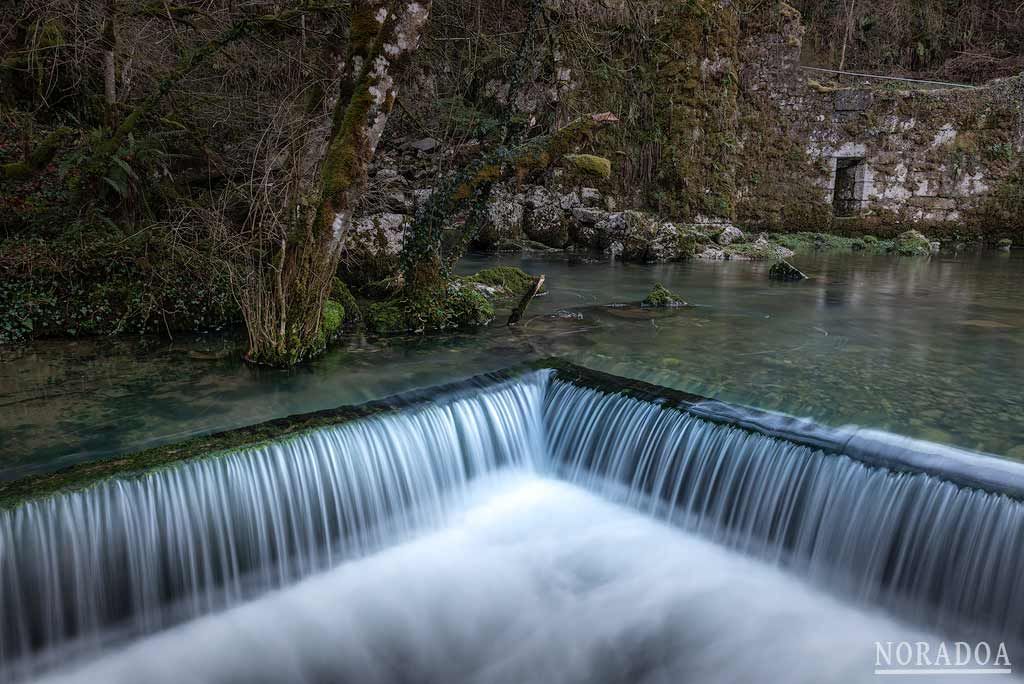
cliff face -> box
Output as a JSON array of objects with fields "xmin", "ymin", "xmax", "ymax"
[{"xmin": 387, "ymin": 0, "xmax": 1023, "ymax": 241}]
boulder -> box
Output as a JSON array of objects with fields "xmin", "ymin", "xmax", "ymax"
[
  {"xmin": 571, "ymin": 206, "xmax": 607, "ymax": 225},
  {"xmin": 716, "ymin": 225, "xmax": 745, "ymax": 246},
  {"xmin": 596, "ymin": 210, "xmax": 685, "ymax": 262},
  {"xmin": 475, "ymin": 185, "xmax": 525, "ymax": 249},
  {"xmin": 385, "ymin": 190, "xmax": 414, "ymax": 214},
  {"xmin": 403, "ymin": 137, "xmax": 440, "ymax": 153},
  {"xmin": 769, "ymin": 260, "xmax": 807, "ymax": 281},
  {"xmin": 563, "ymin": 154, "xmax": 612, "ymax": 179},
  {"xmin": 524, "ymin": 187, "xmax": 570, "ymax": 248},
  {"xmin": 697, "ymin": 245, "xmax": 726, "ymax": 260},
  {"xmin": 580, "ymin": 187, "xmax": 602, "ymax": 207},
  {"xmin": 340, "ymin": 213, "xmax": 408, "ymax": 286}
]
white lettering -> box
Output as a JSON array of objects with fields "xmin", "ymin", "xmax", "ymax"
[
  {"xmin": 875, "ymin": 642, "xmax": 893, "ymax": 667},
  {"xmin": 996, "ymin": 643, "xmax": 1012, "ymax": 667},
  {"xmin": 896, "ymin": 642, "xmax": 913, "ymax": 666},
  {"xmin": 956, "ymin": 642, "xmax": 972, "ymax": 667}
]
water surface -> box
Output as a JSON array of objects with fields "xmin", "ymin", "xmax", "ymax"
[{"xmin": 1, "ymin": 250, "xmax": 1021, "ymax": 478}]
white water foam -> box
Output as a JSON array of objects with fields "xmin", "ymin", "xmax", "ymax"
[{"xmin": 37, "ymin": 474, "xmax": 993, "ymax": 684}]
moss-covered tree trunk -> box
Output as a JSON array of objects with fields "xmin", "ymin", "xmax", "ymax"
[{"xmin": 243, "ymin": 0, "xmax": 432, "ymax": 366}]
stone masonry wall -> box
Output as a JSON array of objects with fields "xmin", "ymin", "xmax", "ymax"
[{"xmin": 736, "ymin": 2, "xmax": 1024, "ymax": 241}]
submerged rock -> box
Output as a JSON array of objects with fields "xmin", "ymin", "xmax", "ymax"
[
  {"xmin": 551, "ymin": 309, "xmax": 584, "ymax": 320},
  {"xmin": 769, "ymin": 260, "xmax": 807, "ymax": 281},
  {"xmin": 642, "ymin": 283, "xmax": 686, "ymax": 308}
]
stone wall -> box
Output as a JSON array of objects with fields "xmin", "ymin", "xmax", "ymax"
[{"xmin": 736, "ymin": 2, "xmax": 1024, "ymax": 240}]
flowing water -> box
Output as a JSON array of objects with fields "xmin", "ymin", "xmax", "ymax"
[
  {"xmin": 0, "ymin": 375, "xmax": 547, "ymax": 679},
  {"xmin": 29, "ymin": 475, "xmax": 958, "ymax": 684},
  {"xmin": 1, "ymin": 251, "xmax": 1022, "ymax": 479},
  {"xmin": 3, "ymin": 370, "xmax": 1024, "ymax": 681}
]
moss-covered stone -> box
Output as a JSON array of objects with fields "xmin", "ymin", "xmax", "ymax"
[
  {"xmin": 331, "ymin": 278, "xmax": 361, "ymax": 327},
  {"xmin": 465, "ymin": 266, "xmax": 533, "ymax": 292},
  {"xmin": 771, "ymin": 231, "xmax": 894, "ymax": 254},
  {"xmin": 892, "ymin": 229, "xmax": 932, "ymax": 256},
  {"xmin": 563, "ymin": 154, "xmax": 612, "ymax": 179},
  {"xmin": 322, "ymin": 300, "xmax": 344, "ymax": 337},
  {"xmin": 769, "ymin": 260, "xmax": 807, "ymax": 281},
  {"xmin": 365, "ymin": 282, "xmax": 495, "ymax": 334},
  {"xmin": 642, "ymin": 283, "xmax": 686, "ymax": 307}
]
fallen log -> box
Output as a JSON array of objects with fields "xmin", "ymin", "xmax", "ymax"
[{"xmin": 507, "ymin": 275, "xmax": 545, "ymax": 326}]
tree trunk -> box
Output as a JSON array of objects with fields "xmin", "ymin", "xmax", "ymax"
[{"xmin": 243, "ymin": 0, "xmax": 432, "ymax": 366}]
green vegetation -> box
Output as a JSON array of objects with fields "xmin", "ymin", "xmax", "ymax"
[
  {"xmin": 892, "ymin": 230, "xmax": 933, "ymax": 256},
  {"xmin": 642, "ymin": 283, "xmax": 686, "ymax": 307},
  {"xmin": 365, "ymin": 283, "xmax": 495, "ymax": 334},
  {"xmin": 463, "ymin": 266, "xmax": 540, "ymax": 299},
  {"xmin": 563, "ymin": 154, "xmax": 612, "ymax": 179},
  {"xmin": 772, "ymin": 232, "xmax": 895, "ymax": 254}
]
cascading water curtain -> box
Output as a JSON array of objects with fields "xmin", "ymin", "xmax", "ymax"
[
  {"xmin": 543, "ymin": 379, "xmax": 1024, "ymax": 644},
  {"xmin": 0, "ymin": 372, "xmax": 549, "ymax": 679}
]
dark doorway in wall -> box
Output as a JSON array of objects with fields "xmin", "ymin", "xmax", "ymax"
[{"xmin": 832, "ymin": 157, "xmax": 864, "ymax": 216}]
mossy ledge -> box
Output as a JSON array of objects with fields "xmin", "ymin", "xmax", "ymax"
[{"xmin": 0, "ymin": 366, "xmax": 539, "ymax": 510}]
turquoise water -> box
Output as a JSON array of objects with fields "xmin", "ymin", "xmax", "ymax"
[{"xmin": 1, "ymin": 250, "xmax": 1021, "ymax": 479}]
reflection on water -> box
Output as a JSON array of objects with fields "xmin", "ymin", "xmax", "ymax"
[{"xmin": 1, "ymin": 251, "xmax": 1022, "ymax": 478}]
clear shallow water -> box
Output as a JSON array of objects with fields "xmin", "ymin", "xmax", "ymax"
[
  {"xmin": 34, "ymin": 474, "xmax": 970, "ymax": 684},
  {"xmin": 1, "ymin": 251, "xmax": 1021, "ymax": 477}
]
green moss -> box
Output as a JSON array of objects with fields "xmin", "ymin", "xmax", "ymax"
[
  {"xmin": 331, "ymin": 278, "xmax": 361, "ymax": 326},
  {"xmin": 464, "ymin": 266, "xmax": 535, "ymax": 295},
  {"xmin": 322, "ymin": 300, "xmax": 344, "ymax": 336},
  {"xmin": 366, "ymin": 283, "xmax": 495, "ymax": 334},
  {"xmin": 768, "ymin": 260, "xmax": 807, "ymax": 281},
  {"xmin": 677, "ymin": 226, "xmax": 713, "ymax": 257},
  {"xmin": 771, "ymin": 231, "xmax": 893, "ymax": 255},
  {"xmin": 563, "ymin": 154, "xmax": 612, "ymax": 179},
  {"xmin": 892, "ymin": 230, "xmax": 932, "ymax": 256},
  {"xmin": 642, "ymin": 283, "xmax": 686, "ymax": 307}
]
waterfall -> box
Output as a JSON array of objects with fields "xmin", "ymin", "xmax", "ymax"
[
  {"xmin": 0, "ymin": 372, "xmax": 548, "ymax": 678},
  {"xmin": 543, "ymin": 377, "xmax": 1024, "ymax": 644},
  {"xmin": 4, "ymin": 363, "xmax": 1024, "ymax": 681}
]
